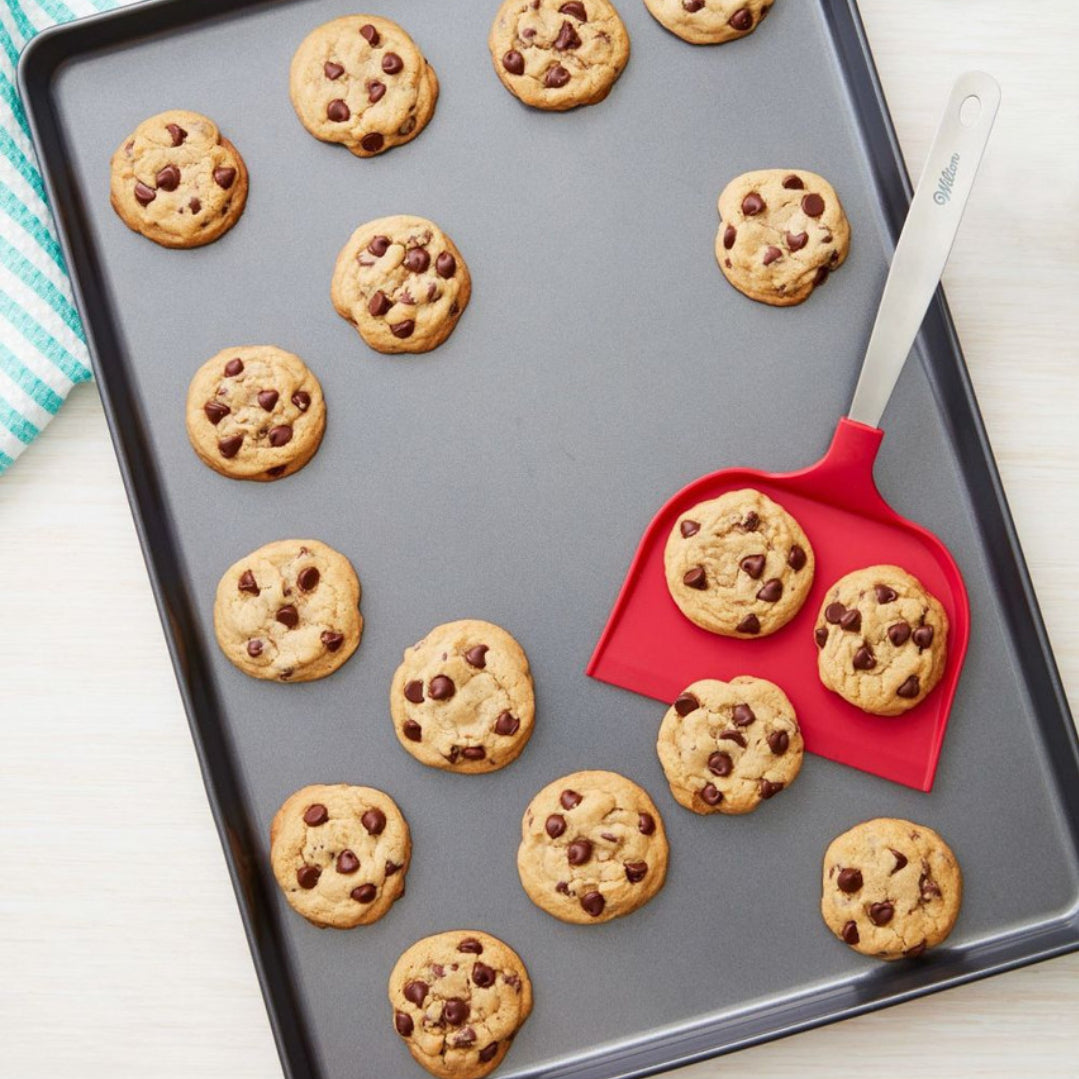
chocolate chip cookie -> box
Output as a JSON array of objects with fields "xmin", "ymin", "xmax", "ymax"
[
  {"xmin": 185, "ymin": 346, "xmax": 325, "ymax": 481},
  {"xmin": 716, "ymin": 169, "xmax": 850, "ymax": 305},
  {"xmin": 109, "ymin": 110, "xmax": 248, "ymax": 248},
  {"xmin": 270, "ymin": 784, "xmax": 410, "ymax": 928},
  {"xmin": 389, "ymin": 930, "xmax": 533, "ymax": 1079},
  {"xmin": 390, "ymin": 620, "xmax": 535, "ymax": 774},
  {"xmin": 821, "ymin": 817, "xmax": 962, "ymax": 960},
  {"xmin": 213, "ymin": 539, "xmax": 362, "ymax": 682},
  {"xmin": 289, "ymin": 15, "xmax": 439, "ymax": 157},
  {"xmin": 489, "ymin": 0, "xmax": 631, "ymax": 111},
  {"xmin": 664, "ymin": 488, "xmax": 815, "ymax": 637},
  {"xmin": 814, "ymin": 564, "xmax": 949, "ymax": 715},
  {"xmin": 517, "ymin": 770, "xmax": 669, "ymax": 924},
  {"xmin": 657, "ymin": 676, "xmax": 804, "ymax": 814},
  {"xmin": 331, "ymin": 215, "xmax": 471, "ymax": 354},
  {"xmin": 643, "ymin": 0, "xmax": 774, "ymax": 45}
]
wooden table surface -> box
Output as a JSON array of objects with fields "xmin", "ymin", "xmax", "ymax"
[{"xmin": 2, "ymin": 1, "xmax": 1077, "ymax": 1075}]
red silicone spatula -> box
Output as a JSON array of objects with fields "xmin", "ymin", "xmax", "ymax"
[{"xmin": 588, "ymin": 72, "xmax": 1000, "ymax": 791}]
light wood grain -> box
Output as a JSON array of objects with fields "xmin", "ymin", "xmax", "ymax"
[{"xmin": 1, "ymin": 2, "xmax": 1077, "ymax": 1075}]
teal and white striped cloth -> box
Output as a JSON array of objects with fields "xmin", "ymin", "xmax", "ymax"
[{"xmin": 1, "ymin": 0, "xmax": 136, "ymax": 475}]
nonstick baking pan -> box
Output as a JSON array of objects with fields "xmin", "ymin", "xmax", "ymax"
[{"xmin": 20, "ymin": 1, "xmax": 1079, "ymax": 1076}]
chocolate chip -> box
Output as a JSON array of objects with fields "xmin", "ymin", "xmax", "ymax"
[
  {"xmin": 674, "ymin": 692, "xmax": 699, "ymax": 716},
  {"xmin": 155, "ymin": 164, "xmax": 180, "ymax": 191},
  {"xmin": 460, "ymin": 644, "xmax": 489, "ymax": 670},
  {"xmin": 802, "ymin": 193, "xmax": 826, "ymax": 217},
  {"xmin": 814, "ymin": 266, "xmax": 830, "ymax": 286},
  {"xmin": 701, "ymin": 783, "xmax": 723, "ymax": 806},
  {"xmin": 394, "ymin": 1011, "xmax": 413, "ymax": 1037},
  {"xmin": 213, "ymin": 167, "xmax": 236, "ymax": 189},
  {"xmin": 351, "ymin": 885, "xmax": 375, "ymax": 907},
  {"xmin": 276, "ymin": 605, "xmax": 298, "ymax": 628},
  {"xmin": 268, "ymin": 425, "xmax": 292, "ymax": 447},
  {"xmin": 303, "ymin": 803, "xmax": 328, "ymax": 826},
  {"xmin": 368, "ymin": 235, "xmax": 391, "ymax": 257},
  {"xmin": 720, "ymin": 729, "xmax": 747, "ymax": 747},
  {"xmin": 740, "ymin": 554, "xmax": 766, "ymax": 579},
  {"xmin": 888, "ymin": 622, "xmax": 911, "ymax": 646},
  {"xmin": 560, "ymin": 789, "xmax": 582, "ymax": 810},
  {"xmin": 853, "ymin": 646, "xmax": 876, "ymax": 670},
  {"xmin": 404, "ymin": 247, "xmax": 430, "ymax": 273},
  {"xmin": 289, "ymin": 392, "xmax": 311, "ymax": 414},
  {"xmin": 479, "ymin": 1044, "xmax": 499, "ymax": 1063},
  {"xmin": 495, "ymin": 711, "xmax": 520, "ymax": 736},
  {"xmin": 723, "ymin": 224, "xmax": 737, "ymax": 249},
  {"xmin": 294, "ymin": 567, "xmax": 318, "ymax": 593},
  {"xmin": 842, "ymin": 920, "xmax": 860, "ymax": 945},
  {"xmin": 296, "ymin": 865, "xmax": 321, "ymax": 889},
  {"xmin": 385, "ymin": 860, "xmax": 402, "ymax": 876},
  {"xmin": 559, "ymin": 0, "xmax": 588, "ymax": 17},
  {"xmin": 683, "ymin": 0, "xmax": 705, "ymax": 9},
  {"xmin": 218, "ymin": 435, "xmax": 243, "ymax": 458},
  {"xmin": 767, "ymin": 730, "xmax": 789, "ymax": 755},
  {"xmin": 361, "ymin": 808, "xmax": 386, "ymax": 835},
  {"xmin": 874, "ymin": 584, "xmax": 897, "ymax": 604},
  {"xmin": 402, "ymin": 719, "xmax": 422, "ymax": 742},
  {"xmin": 204, "ymin": 400, "xmax": 230, "ymax": 425},
  {"xmin": 134, "ymin": 182, "xmax": 156, "ymax": 206},
  {"xmin": 451, "ymin": 938, "xmax": 483, "ymax": 956},
  {"xmin": 404, "ymin": 680, "xmax": 424, "ymax": 703},
  {"xmin": 869, "ymin": 901, "xmax": 894, "ymax": 926},
  {"xmin": 913, "ymin": 625, "xmax": 935, "ymax": 648},
  {"xmin": 737, "ymin": 613, "xmax": 761, "ymax": 635},
  {"xmin": 359, "ymin": 22, "xmax": 380, "ymax": 45},
  {"xmin": 837, "ymin": 867, "xmax": 863, "ymax": 893},
  {"xmin": 188, "ymin": 197, "xmax": 201, "ymax": 213},
  {"xmin": 741, "ymin": 192, "xmax": 765, "ymax": 216},
  {"xmin": 743, "ymin": 514, "xmax": 760, "ymax": 531},
  {"xmin": 327, "ymin": 98, "xmax": 350, "ymax": 122},
  {"xmin": 728, "ymin": 8, "xmax": 753, "ymax": 30},
  {"xmin": 580, "ymin": 891, "xmax": 605, "ymax": 917},
  {"xmin": 503, "ymin": 50, "xmax": 525, "ymax": 75},
  {"xmin": 620, "ymin": 862, "xmax": 648, "ymax": 886},
  {"xmin": 472, "ymin": 962, "xmax": 496, "ymax": 988},
  {"xmin": 815, "ymin": 626, "xmax": 829, "ymax": 648},
  {"xmin": 680, "ymin": 519, "xmax": 700, "ymax": 537},
  {"xmin": 443, "ymin": 999, "xmax": 469, "ymax": 1026},
  {"xmin": 336, "ymin": 850, "xmax": 359, "ymax": 874},
  {"xmin": 782, "ymin": 174, "xmax": 805, "ymax": 190},
  {"xmin": 638, "ymin": 812, "xmax": 655, "ymax": 835},
  {"xmin": 382, "ymin": 52, "xmax": 404, "ymax": 75},
  {"xmin": 763, "ymin": 246, "xmax": 782, "ymax": 266},
  {"xmin": 237, "ymin": 570, "xmax": 259, "ymax": 596},
  {"xmin": 321, "ymin": 631, "xmax": 344, "ymax": 652},
  {"xmin": 360, "ymin": 132, "xmax": 384, "ymax": 153},
  {"xmin": 368, "ymin": 80, "xmax": 386, "ymax": 103},
  {"xmin": 708, "ymin": 751, "xmax": 733, "ymax": 777},
  {"xmin": 324, "ymin": 61, "xmax": 344, "ymax": 79},
  {"xmin": 554, "ymin": 20, "xmax": 581, "ymax": 49},
  {"xmin": 545, "ymin": 813, "xmax": 566, "ymax": 838},
  {"xmin": 545, "ymin": 64, "xmax": 570, "ymax": 88},
  {"xmin": 368, "ymin": 290, "xmax": 393, "ymax": 317},
  {"xmin": 224, "ymin": 357, "xmax": 244, "ymax": 377},
  {"xmin": 890, "ymin": 849, "xmax": 908, "ymax": 874},
  {"xmin": 404, "ymin": 980, "xmax": 428, "ymax": 1006},
  {"xmin": 166, "ymin": 122, "xmax": 187, "ymax": 146},
  {"xmin": 757, "ymin": 578, "xmax": 783, "ymax": 602},
  {"xmin": 759, "ymin": 779, "xmax": 784, "ymax": 799},
  {"xmin": 905, "ymin": 941, "xmax": 927, "ymax": 958},
  {"xmin": 567, "ymin": 839, "xmax": 592, "ymax": 866},
  {"xmin": 896, "ymin": 675, "xmax": 921, "ymax": 699},
  {"xmin": 786, "ymin": 231, "xmax": 809, "ymax": 253},
  {"xmin": 683, "ymin": 566, "xmax": 707, "ymax": 590},
  {"xmin": 825, "ymin": 602, "xmax": 846, "ymax": 623},
  {"xmin": 920, "ymin": 873, "xmax": 941, "ymax": 900},
  {"xmin": 429, "ymin": 675, "xmax": 455, "ymax": 700},
  {"xmin": 246, "ymin": 639, "xmax": 263, "ymax": 657},
  {"xmin": 839, "ymin": 609, "xmax": 862, "ymax": 632},
  {"xmin": 391, "ymin": 320, "xmax": 415, "ymax": 339},
  {"xmin": 461, "ymin": 746, "xmax": 486, "ymax": 761}
]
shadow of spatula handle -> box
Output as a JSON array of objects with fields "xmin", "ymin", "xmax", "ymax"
[{"xmin": 848, "ymin": 71, "xmax": 1001, "ymax": 428}]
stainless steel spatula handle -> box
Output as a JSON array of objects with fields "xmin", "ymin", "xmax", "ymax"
[{"xmin": 848, "ymin": 71, "xmax": 1000, "ymax": 429}]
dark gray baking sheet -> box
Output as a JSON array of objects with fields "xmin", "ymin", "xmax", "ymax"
[{"xmin": 20, "ymin": 1, "xmax": 1079, "ymax": 1076}]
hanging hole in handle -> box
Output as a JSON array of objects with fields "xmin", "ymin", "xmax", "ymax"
[{"xmin": 960, "ymin": 94, "xmax": 981, "ymax": 126}]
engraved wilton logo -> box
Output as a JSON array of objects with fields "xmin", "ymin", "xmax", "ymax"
[{"xmin": 934, "ymin": 153, "xmax": 961, "ymax": 205}]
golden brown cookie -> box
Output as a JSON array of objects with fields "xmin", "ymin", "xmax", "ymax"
[{"xmin": 643, "ymin": 0, "xmax": 774, "ymax": 45}]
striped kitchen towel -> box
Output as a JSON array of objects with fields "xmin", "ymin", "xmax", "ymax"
[{"xmin": 1, "ymin": 0, "xmax": 137, "ymax": 476}]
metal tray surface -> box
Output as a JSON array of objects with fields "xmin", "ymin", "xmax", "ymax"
[{"xmin": 20, "ymin": 1, "xmax": 1079, "ymax": 1076}]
